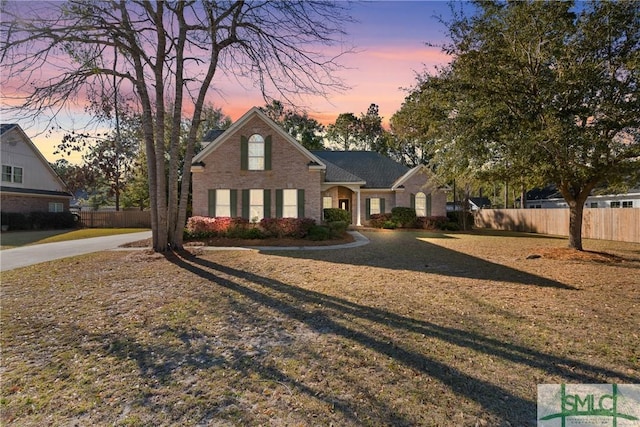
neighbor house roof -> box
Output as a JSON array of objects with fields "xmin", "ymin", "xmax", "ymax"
[
  {"xmin": 1, "ymin": 123, "xmax": 18, "ymax": 135},
  {"xmin": 312, "ymin": 151, "xmax": 410, "ymax": 189},
  {"xmin": 1, "ymin": 123, "xmax": 72, "ymax": 196},
  {"xmin": 526, "ymin": 185, "xmax": 562, "ymax": 201}
]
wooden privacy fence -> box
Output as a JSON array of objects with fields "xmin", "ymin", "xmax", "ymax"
[
  {"xmin": 78, "ymin": 211, "xmax": 151, "ymax": 228},
  {"xmin": 474, "ymin": 208, "xmax": 640, "ymax": 243}
]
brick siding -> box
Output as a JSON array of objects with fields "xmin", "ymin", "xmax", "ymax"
[
  {"xmin": 1, "ymin": 194, "xmax": 70, "ymax": 213},
  {"xmin": 192, "ymin": 116, "xmax": 323, "ymax": 221}
]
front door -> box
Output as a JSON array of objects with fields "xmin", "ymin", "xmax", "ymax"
[{"xmin": 338, "ymin": 198, "xmax": 350, "ymax": 211}]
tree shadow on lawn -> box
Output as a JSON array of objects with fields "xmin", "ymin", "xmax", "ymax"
[
  {"xmin": 164, "ymin": 251, "xmax": 637, "ymax": 424},
  {"xmin": 89, "ymin": 325, "xmax": 376, "ymax": 425},
  {"xmin": 267, "ymin": 231, "xmax": 576, "ymax": 290}
]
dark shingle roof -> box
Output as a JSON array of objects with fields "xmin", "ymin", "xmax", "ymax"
[
  {"xmin": 469, "ymin": 197, "xmax": 491, "ymax": 208},
  {"xmin": 202, "ymin": 129, "xmax": 226, "ymax": 143},
  {"xmin": 312, "ymin": 151, "xmax": 410, "ymax": 188},
  {"xmin": 0, "ymin": 124, "xmax": 18, "ymax": 135},
  {"xmin": 526, "ymin": 185, "xmax": 562, "ymax": 201},
  {"xmin": 0, "ymin": 186, "xmax": 72, "ymax": 197}
]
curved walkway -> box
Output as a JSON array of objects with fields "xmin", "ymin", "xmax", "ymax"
[
  {"xmin": 1, "ymin": 231, "xmax": 369, "ymax": 272},
  {"xmin": 196, "ymin": 231, "xmax": 369, "ymax": 252}
]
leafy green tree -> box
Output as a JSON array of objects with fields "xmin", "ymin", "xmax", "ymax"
[
  {"xmin": 402, "ymin": 0, "xmax": 640, "ymax": 250},
  {"xmin": 326, "ymin": 113, "xmax": 361, "ymax": 150},
  {"xmin": 121, "ymin": 151, "xmax": 150, "ymax": 211},
  {"xmin": 2, "ymin": 1, "xmax": 353, "ymax": 251},
  {"xmin": 198, "ymin": 104, "xmax": 233, "ymax": 142},
  {"xmin": 359, "ymin": 103, "xmax": 387, "ymax": 152},
  {"xmin": 261, "ymin": 101, "xmax": 325, "ymax": 150},
  {"xmin": 50, "ymin": 159, "xmax": 97, "ymax": 200}
]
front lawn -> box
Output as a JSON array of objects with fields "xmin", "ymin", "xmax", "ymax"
[{"xmin": 1, "ymin": 231, "xmax": 638, "ymax": 426}]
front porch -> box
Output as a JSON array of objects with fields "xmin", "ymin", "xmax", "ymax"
[{"xmin": 322, "ymin": 185, "xmax": 362, "ymax": 226}]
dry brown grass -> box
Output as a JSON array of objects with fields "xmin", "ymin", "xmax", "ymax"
[{"xmin": 1, "ymin": 230, "xmax": 639, "ymax": 426}]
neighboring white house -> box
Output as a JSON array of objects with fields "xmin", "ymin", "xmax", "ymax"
[
  {"xmin": 1, "ymin": 124, "xmax": 72, "ymax": 213},
  {"xmin": 446, "ymin": 197, "xmax": 491, "ymax": 212},
  {"xmin": 525, "ymin": 185, "xmax": 640, "ymax": 209}
]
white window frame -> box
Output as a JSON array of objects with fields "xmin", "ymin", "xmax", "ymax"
[
  {"xmin": 622, "ymin": 201, "xmax": 633, "ymax": 208},
  {"xmin": 248, "ymin": 134, "xmax": 265, "ymax": 171},
  {"xmin": 370, "ymin": 197, "xmax": 381, "ymax": 215},
  {"xmin": 611, "ymin": 201, "xmax": 621, "ymax": 208},
  {"xmin": 283, "ymin": 189, "xmax": 298, "ymax": 218},
  {"xmin": 2, "ymin": 164, "xmax": 23, "ymax": 184},
  {"xmin": 216, "ymin": 189, "xmax": 231, "ymax": 217},
  {"xmin": 323, "ymin": 196, "xmax": 332, "ymax": 209},
  {"xmin": 415, "ymin": 192, "xmax": 427, "ymax": 217},
  {"xmin": 48, "ymin": 202, "xmax": 64, "ymax": 212},
  {"xmin": 249, "ymin": 189, "xmax": 264, "ymax": 221}
]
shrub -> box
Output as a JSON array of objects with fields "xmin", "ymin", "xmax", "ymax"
[
  {"xmin": 185, "ymin": 216, "xmax": 249, "ymax": 238},
  {"xmin": 307, "ymin": 225, "xmax": 332, "ymax": 241},
  {"xmin": 5, "ymin": 211, "xmax": 78, "ymax": 230},
  {"xmin": 240, "ymin": 227, "xmax": 266, "ymax": 239},
  {"xmin": 368, "ymin": 213, "xmax": 392, "ymax": 228},
  {"xmin": 447, "ymin": 211, "xmax": 474, "ymax": 230},
  {"xmin": 323, "ymin": 208, "xmax": 350, "ymax": 223},
  {"xmin": 391, "ymin": 207, "xmax": 417, "ymax": 228},
  {"xmin": 416, "ymin": 216, "xmax": 449, "ymax": 230},
  {"xmin": 383, "ymin": 220, "xmax": 397, "ymax": 229},
  {"xmin": 186, "ymin": 216, "xmax": 318, "ymax": 240},
  {"xmin": 1, "ymin": 212, "xmax": 29, "ymax": 230},
  {"xmin": 442, "ymin": 221, "xmax": 460, "ymax": 231},
  {"xmin": 327, "ymin": 220, "xmax": 348, "ymax": 237},
  {"xmin": 260, "ymin": 217, "xmax": 316, "ymax": 238}
]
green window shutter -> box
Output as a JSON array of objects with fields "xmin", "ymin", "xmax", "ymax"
[
  {"xmin": 242, "ymin": 189, "xmax": 250, "ymax": 219},
  {"xmin": 230, "ymin": 190, "xmax": 238, "ymax": 217},
  {"xmin": 264, "ymin": 135, "xmax": 272, "ymax": 170},
  {"xmin": 275, "ymin": 189, "xmax": 283, "ymax": 218},
  {"xmin": 380, "ymin": 198, "xmax": 386, "ymax": 214},
  {"xmin": 365, "ymin": 198, "xmax": 371, "ymax": 220},
  {"xmin": 427, "ymin": 193, "xmax": 432, "ymax": 217},
  {"xmin": 208, "ymin": 189, "xmax": 216, "ymax": 217},
  {"xmin": 240, "ymin": 136, "xmax": 248, "ymax": 170},
  {"xmin": 297, "ymin": 189, "xmax": 305, "ymax": 218},
  {"xmin": 410, "ymin": 193, "xmax": 415, "ymax": 209},
  {"xmin": 263, "ymin": 189, "xmax": 271, "ymax": 218}
]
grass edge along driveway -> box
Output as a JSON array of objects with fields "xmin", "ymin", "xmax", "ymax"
[{"xmin": 0, "ymin": 228, "xmax": 150, "ymax": 249}]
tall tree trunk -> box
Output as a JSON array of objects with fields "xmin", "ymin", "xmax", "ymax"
[
  {"xmin": 559, "ymin": 180, "xmax": 597, "ymax": 251},
  {"xmin": 153, "ymin": 2, "xmax": 169, "ymax": 251},
  {"xmin": 567, "ymin": 200, "xmax": 585, "ymax": 251}
]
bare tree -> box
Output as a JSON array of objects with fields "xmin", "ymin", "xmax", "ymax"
[{"xmin": 1, "ymin": 0, "xmax": 353, "ymax": 251}]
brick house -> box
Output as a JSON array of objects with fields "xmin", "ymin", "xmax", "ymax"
[
  {"xmin": 190, "ymin": 107, "xmax": 446, "ymax": 226},
  {"xmin": 1, "ymin": 124, "xmax": 72, "ymax": 213}
]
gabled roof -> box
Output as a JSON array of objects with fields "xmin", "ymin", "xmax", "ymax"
[
  {"xmin": 1, "ymin": 123, "xmax": 19, "ymax": 135},
  {"xmin": 0, "ymin": 123, "xmax": 72, "ymax": 196},
  {"xmin": 192, "ymin": 107, "xmax": 325, "ymax": 167},
  {"xmin": 470, "ymin": 197, "xmax": 491, "ymax": 208},
  {"xmin": 315, "ymin": 156, "xmax": 366, "ymax": 184},
  {"xmin": 202, "ymin": 129, "xmax": 225, "ymax": 144},
  {"xmin": 312, "ymin": 151, "xmax": 410, "ymax": 189},
  {"xmin": 526, "ymin": 185, "xmax": 562, "ymax": 201}
]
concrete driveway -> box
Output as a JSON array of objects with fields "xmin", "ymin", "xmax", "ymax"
[{"xmin": 0, "ymin": 231, "xmax": 152, "ymax": 272}]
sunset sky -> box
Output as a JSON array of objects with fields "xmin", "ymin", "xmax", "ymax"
[{"xmin": 3, "ymin": 1, "xmax": 462, "ymax": 163}]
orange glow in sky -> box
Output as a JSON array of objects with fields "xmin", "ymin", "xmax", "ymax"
[{"xmin": 2, "ymin": 1, "xmax": 458, "ymax": 163}]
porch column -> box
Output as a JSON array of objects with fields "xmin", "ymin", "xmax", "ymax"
[{"xmin": 356, "ymin": 188, "xmax": 362, "ymax": 226}]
